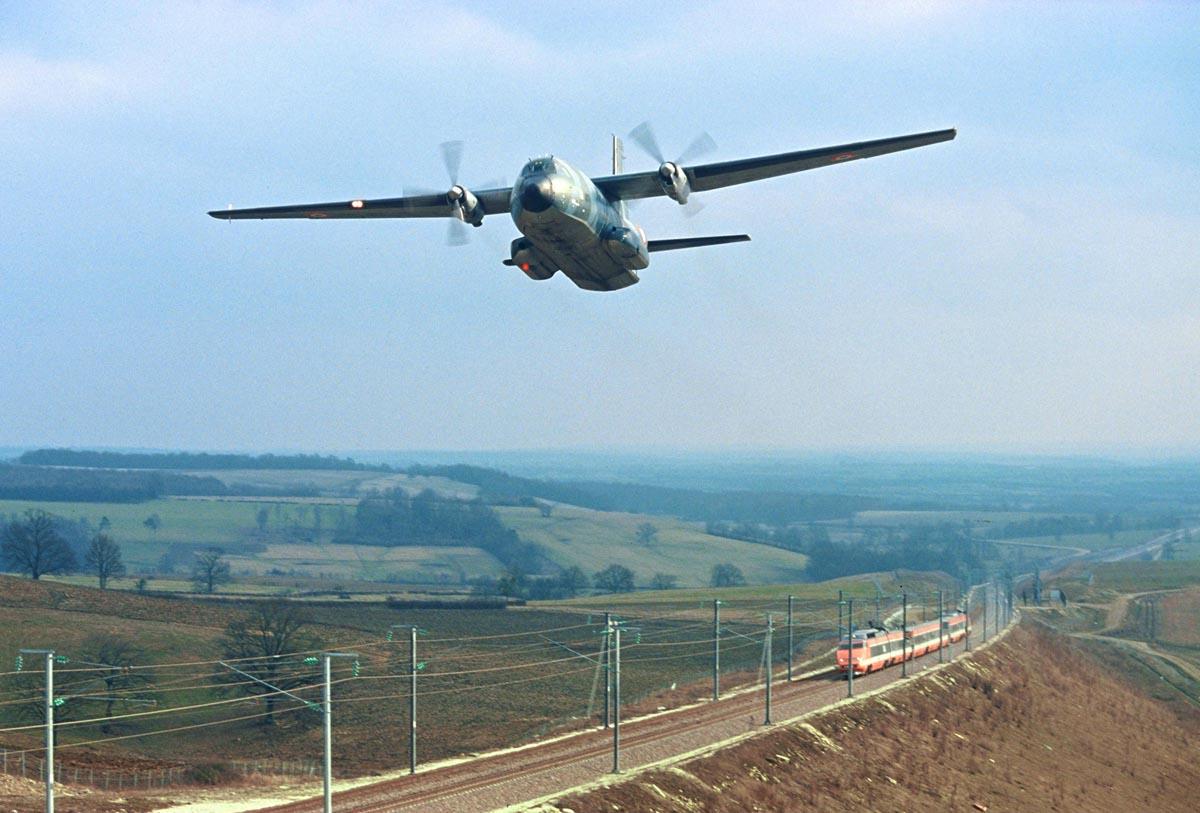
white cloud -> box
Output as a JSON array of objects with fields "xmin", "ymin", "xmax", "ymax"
[{"xmin": 0, "ymin": 51, "xmax": 138, "ymax": 114}]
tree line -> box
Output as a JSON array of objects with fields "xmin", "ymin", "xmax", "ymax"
[
  {"xmin": 986, "ymin": 512, "xmax": 1180, "ymax": 541},
  {"xmin": 706, "ymin": 520, "xmax": 996, "ymax": 583},
  {"xmin": 340, "ymin": 489, "xmax": 547, "ymax": 574},
  {"xmin": 0, "ymin": 464, "xmax": 333, "ymax": 503},
  {"xmin": 1, "ymin": 509, "xmax": 235, "ymax": 593},
  {"xmin": 17, "ymin": 449, "xmax": 392, "ymax": 472},
  {"xmin": 0, "ymin": 464, "xmax": 232, "ymax": 502},
  {"xmin": 406, "ymin": 464, "xmax": 879, "ymax": 524}
]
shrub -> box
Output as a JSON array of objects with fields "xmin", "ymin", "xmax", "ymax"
[{"xmin": 184, "ymin": 762, "xmax": 239, "ymax": 785}]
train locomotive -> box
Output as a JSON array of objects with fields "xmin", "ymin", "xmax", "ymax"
[{"xmin": 836, "ymin": 611, "xmax": 968, "ymax": 675}]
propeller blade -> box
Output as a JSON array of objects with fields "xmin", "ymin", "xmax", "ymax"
[
  {"xmin": 677, "ymin": 131, "xmax": 717, "ymax": 166},
  {"xmin": 446, "ymin": 217, "xmax": 469, "ymax": 246},
  {"xmin": 682, "ymin": 198, "xmax": 707, "ymax": 218},
  {"xmin": 629, "ymin": 122, "xmax": 665, "ymax": 165},
  {"xmin": 402, "ymin": 185, "xmax": 443, "ymax": 197},
  {"xmin": 439, "ymin": 140, "xmax": 464, "ymax": 185}
]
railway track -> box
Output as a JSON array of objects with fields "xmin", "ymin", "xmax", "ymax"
[
  {"xmin": 349, "ymin": 672, "xmax": 840, "ymax": 813},
  {"xmin": 259, "ymin": 639, "xmax": 972, "ymax": 813}
]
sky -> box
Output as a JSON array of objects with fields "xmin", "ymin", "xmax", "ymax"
[{"xmin": 1, "ymin": 1, "xmax": 1197, "ymax": 456}]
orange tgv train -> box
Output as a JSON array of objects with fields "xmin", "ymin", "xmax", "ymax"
[{"xmin": 836, "ymin": 612, "xmax": 968, "ymax": 675}]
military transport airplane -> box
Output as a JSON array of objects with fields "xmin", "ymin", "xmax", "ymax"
[{"xmin": 209, "ymin": 125, "xmax": 955, "ymax": 292}]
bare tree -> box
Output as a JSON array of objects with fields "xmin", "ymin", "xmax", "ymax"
[
  {"xmin": 192, "ymin": 549, "xmax": 231, "ymax": 594},
  {"xmin": 536, "ymin": 501, "xmax": 554, "ymax": 518},
  {"xmin": 143, "ymin": 514, "xmax": 162, "ymax": 536},
  {"xmin": 593, "ymin": 564, "xmax": 636, "ymax": 593},
  {"xmin": 635, "ymin": 522, "xmax": 658, "ymax": 546},
  {"xmin": 710, "ymin": 563, "xmax": 746, "ymax": 588},
  {"xmin": 77, "ymin": 634, "xmax": 154, "ymax": 732},
  {"xmin": 255, "ymin": 507, "xmax": 269, "ymax": 533},
  {"xmin": 649, "ymin": 573, "xmax": 679, "ymax": 590},
  {"xmin": 1, "ymin": 510, "xmax": 77, "ymax": 579},
  {"xmin": 557, "ymin": 565, "xmax": 589, "ymax": 596},
  {"xmin": 84, "ymin": 534, "xmax": 126, "ymax": 589},
  {"xmin": 217, "ymin": 602, "xmax": 319, "ymax": 726}
]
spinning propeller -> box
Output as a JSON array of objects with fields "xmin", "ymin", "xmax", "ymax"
[
  {"xmin": 404, "ymin": 141, "xmax": 502, "ymax": 246},
  {"xmin": 628, "ymin": 122, "xmax": 717, "ymax": 216}
]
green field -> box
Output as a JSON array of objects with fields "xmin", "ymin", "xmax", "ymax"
[
  {"xmin": 852, "ymin": 509, "xmax": 1068, "ymax": 527},
  {"xmin": 0, "ymin": 497, "xmax": 501, "ymax": 584},
  {"xmin": 0, "ymin": 496, "xmax": 350, "ymax": 570},
  {"xmin": 1, "ymin": 496, "xmax": 816, "ymax": 587},
  {"xmin": 1091, "ymin": 560, "xmax": 1200, "ymax": 593},
  {"xmin": 496, "ymin": 504, "xmax": 809, "ymax": 588},
  {"xmin": 222, "ymin": 542, "xmax": 502, "ymax": 583},
  {"xmin": 183, "ymin": 468, "xmax": 480, "ymax": 499},
  {"xmin": 998, "ymin": 528, "xmax": 1165, "ymax": 553},
  {"xmin": 549, "ymin": 569, "xmax": 950, "ymax": 607}
]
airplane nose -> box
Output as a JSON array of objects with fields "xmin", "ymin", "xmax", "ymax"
[{"xmin": 520, "ymin": 176, "xmax": 554, "ymax": 213}]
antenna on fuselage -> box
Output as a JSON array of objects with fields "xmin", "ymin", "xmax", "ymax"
[{"xmin": 612, "ymin": 133, "xmax": 626, "ymax": 219}]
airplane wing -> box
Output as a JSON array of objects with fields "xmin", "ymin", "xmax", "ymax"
[
  {"xmin": 208, "ymin": 187, "xmax": 512, "ymax": 220},
  {"xmin": 592, "ymin": 128, "xmax": 955, "ymax": 202}
]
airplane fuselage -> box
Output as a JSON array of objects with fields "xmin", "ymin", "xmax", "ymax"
[
  {"xmin": 508, "ymin": 156, "xmax": 647, "ymax": 291},
  {"xmin": 209, "ymin": 127, "xmax": 956, "ymax": 292}
]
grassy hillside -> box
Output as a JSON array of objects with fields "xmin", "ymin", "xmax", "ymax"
[
  {"xmin": 496, "ymin": 504, "xmax": 808, "ymax": 587},
  {"xmin": 0, "ymin": 575, "xmax": 790, "ymax": 783},
  {"xmin": 0, "ymin": 496, "xmax": 500, "ymax": 584},
  {"xmin": 1091, "ymin": 560, "xmax": 1200, "ymax": 592},
  {"xmin": 558, "ymin": 625, "xmax": 1200, "ymax": 813},
  {"xmin": 547, "ymin": 569, "xmax": 951, "ymax": 608},
  {"xmin": 221, "ymin": 541, "xmax": 503, "ymax": 583},
  {"xmin": 999, "ymin": 528, "xmax": 1165, "ymax": 552},
  {"xmin": 181, "ymin": 468, "xmax": 479, "ymax": 499},
  {"xmin": 0, "ymin": 497, "xmax": 347, "ymax": 565}
]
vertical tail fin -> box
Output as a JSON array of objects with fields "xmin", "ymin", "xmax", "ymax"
[{"xmin": 612, "ymin": 133, "xmax": 627, "ymax": 219}]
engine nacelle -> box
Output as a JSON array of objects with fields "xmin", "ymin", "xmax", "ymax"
[
  {"xmin": 656, "ymin": 162, "xmax": 691, "ymax": 204},
  {"xmin": 601, "ymin": 225, "xmax": 649, "ymax": 270},
  {"xmin": 448, "ymin": 185, "xmax": 485, "ymax": 226},
  {"xmin": 509, "ymin": 237, "xmax": 557, "ymax": 280}
]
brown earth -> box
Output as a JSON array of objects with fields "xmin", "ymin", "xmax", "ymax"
[
  {"xmin": 554, "ymin": 625, "xmax": 1200, "ymax": 813},
  {"xmin": 0, "ymin": 574, "xmax": 798, "ymax": 809},
  {"xmin": 1157, "ymin": 586, "xmax": 1200, "ymax": 645}
]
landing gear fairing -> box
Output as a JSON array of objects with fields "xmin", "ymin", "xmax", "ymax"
[{"xmin": 209, "ymin": 127, "xmax": 955, "ymax": 292}]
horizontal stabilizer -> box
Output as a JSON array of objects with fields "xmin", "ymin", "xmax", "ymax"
[{"xmin": 647, "ymin": 234, "xmax": 751, "ymax": 252}]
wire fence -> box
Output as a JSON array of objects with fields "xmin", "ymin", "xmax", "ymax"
[
  {"xmin": 0, "ymin": 579, "xmax": 1012, "ymax": 789},
  {"xmin": 0, "ymin": 748, "xmax": 187, "ymax": 788},
  {"xmin": 0, "ymin": 748, "xmax": 320, "ymax": 788}
]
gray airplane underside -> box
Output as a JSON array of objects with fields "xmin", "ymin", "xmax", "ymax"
[{"xmin": 209, "ymin": 127, "xmax": 955, "ymax": 292}]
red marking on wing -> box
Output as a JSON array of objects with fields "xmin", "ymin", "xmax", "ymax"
[
  {"xmin": 308, "ymin": 212, "xmax": 329, "ymax": 219},
  {"xmin": 831, "ymin": 152, "xmax": 856, "ymax": 162}
]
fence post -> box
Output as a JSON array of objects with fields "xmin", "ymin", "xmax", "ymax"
[{"xmin": 786, "ymin": 595, "xmax": 794, "ymax": 682}]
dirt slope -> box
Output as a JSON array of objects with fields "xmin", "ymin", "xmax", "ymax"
[{"xmin": 554, "ymin": 625, "xmax": 1200, "ymax": 812}]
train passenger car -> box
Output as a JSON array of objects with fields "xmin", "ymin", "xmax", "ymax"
[{"xmin": 836, "ymin": 611, "xmax": 968, "ymax": 675}]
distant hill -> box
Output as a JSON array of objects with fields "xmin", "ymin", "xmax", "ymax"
[
  {"xmin": 409, "ymin": 464, "xmax": 879, "ymax": 524},
  {"xmin": 0, "ymin": 464, "xmax": 229, "ymax": 502},
  {"xmin": 18, "ymin": 448, "xmax": 391, "ymax": 472}
]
